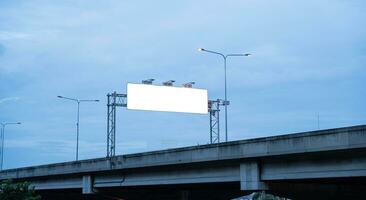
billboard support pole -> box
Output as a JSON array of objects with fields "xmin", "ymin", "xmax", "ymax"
[
  {"xmin": 106, "ymin": 92, "xmax": 127, "ymax": 158},
  {"xmin": 208, "ymin": 99, "xmax": 224, "ymax": 144}
]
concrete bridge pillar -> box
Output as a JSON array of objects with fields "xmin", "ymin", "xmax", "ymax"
[
  {"xmin": 180, "ymin": 190, "xmax": 189, "ymax": 200},
  {"xmin": 82, "ymin": 175, "xmax": 94, "ymax": 194},
  {"xmin": 240, "ymin": 160, "xmax": 268, "ymax": 190}
]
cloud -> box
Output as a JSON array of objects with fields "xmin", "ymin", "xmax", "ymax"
[
  {"xmin": 0, "ymin": 44, "xmax": 5, "ymax": 56},
  {"xmin": 0, "ymin": 31, "xmax": 31, "ymax": 41},
  {"xmin": 0, "ymin": 97, "xmax": 19, "ymax": 104}
]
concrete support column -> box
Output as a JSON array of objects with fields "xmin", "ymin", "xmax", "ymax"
[
  {"xmin": 180, "ymin": 190, "xmax": 189, "ymax": 200},
  {"xmin": 240, "ymin": 161, "xmax": 268, "ymax": 190},
  {"xmin": 82, "ymin": 175, "xmax": 94, "ymax": 194}
]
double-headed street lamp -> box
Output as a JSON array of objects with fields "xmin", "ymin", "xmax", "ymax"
[
  {"xmin": 0, "ymin": 122, "xmax": 21, "ymax": 170},
  {"xmin": 57, "ymin": 96, "xmax": 99, "ymax": 161},
  {"xmin": 198, "ymin": 48, "xmax": 251, "ymax": 142}
]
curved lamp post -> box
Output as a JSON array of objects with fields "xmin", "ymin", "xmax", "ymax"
[
  {"xmin": 57, "ymin": 96, "xmax": 99, "ymax": 161},
  {"xmin": 0, "ymin": 122, "xmax": 21, "ymax": 170},
  {"xmin": 198, "ymin": 48, "xmax": 251, "ymax": 142}
]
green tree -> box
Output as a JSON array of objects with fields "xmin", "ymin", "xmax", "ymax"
[{"xmin": 0, "ymin": 180, "xmax": 41, "ymax": 200}]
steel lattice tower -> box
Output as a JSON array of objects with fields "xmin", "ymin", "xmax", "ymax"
[
  {"xmin": 106, "ymin": 92, "xmax": 127, "ymax": 157},
  {"xmin": 208, "ymin": 99, "xmax": 224, "ymax": 144}
]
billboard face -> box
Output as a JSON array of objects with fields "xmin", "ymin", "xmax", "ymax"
[{"xmin": 127, "ymin": 83, "xmax": 208, "ymax": 114}]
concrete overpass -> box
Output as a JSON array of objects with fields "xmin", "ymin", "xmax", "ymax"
[{"xmin": 1, "ymin": 125, "xmax": 366, "ymax": 199}]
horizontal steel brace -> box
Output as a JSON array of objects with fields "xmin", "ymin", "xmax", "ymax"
[{"xmin": 107, "ymin": 103, "xmax": 127, "ymax": 107}]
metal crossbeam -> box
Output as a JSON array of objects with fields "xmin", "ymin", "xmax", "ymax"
[{"xmin": 106, "ymin": 92, "xmax": 126, "ymax": 158}]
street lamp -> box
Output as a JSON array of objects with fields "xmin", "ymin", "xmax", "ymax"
[
  {"xmin": 0, "ymin": 122, "xmax": 21, "ymax": 170},
  {"xmin": 57, "ymin": 96, "xmax": 99, "ymax": 161},
  {"xmin": 198, "ymin": 48, "xmax": 251, "ymax": 142}
]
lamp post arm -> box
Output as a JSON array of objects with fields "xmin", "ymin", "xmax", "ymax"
[
  {"xmin": 58, "ymin": 96, "xmax": 78, "ymax": 102},
  {"xmin": 1, "ymin": 122, "xmax": 20, "ymax": 126},
  {"xmin": 202, "ymin": 49, "xmax": 226, "ymax": 59},
  {"xmin": 79, "ymin": 99, "xmax": 100, "ymax": 102},
  {"xmin": 227, "ymin": 54, "xmax": 245, "ymax": 57}
]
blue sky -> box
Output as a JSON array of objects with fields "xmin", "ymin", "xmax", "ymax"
[{"xmin": 0, "ymin": 0, "xmax": 365, "ymax": 169}]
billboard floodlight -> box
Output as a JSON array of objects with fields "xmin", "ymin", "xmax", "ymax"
[
  {"xmin": 162, "ymin": 80, "xmax": 175, "ymax": 86},
  {"xmin": 142, "ymin": 79, "xmax": 155, "ymax": 84},
  {"xmin": 182, "ymin": 82, "xmax": 195, "ymax": 88}
]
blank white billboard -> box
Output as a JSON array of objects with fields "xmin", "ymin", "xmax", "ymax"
[{"xmin": 127, "ymin": 83, "xmax": 208, "ymax": 114}]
